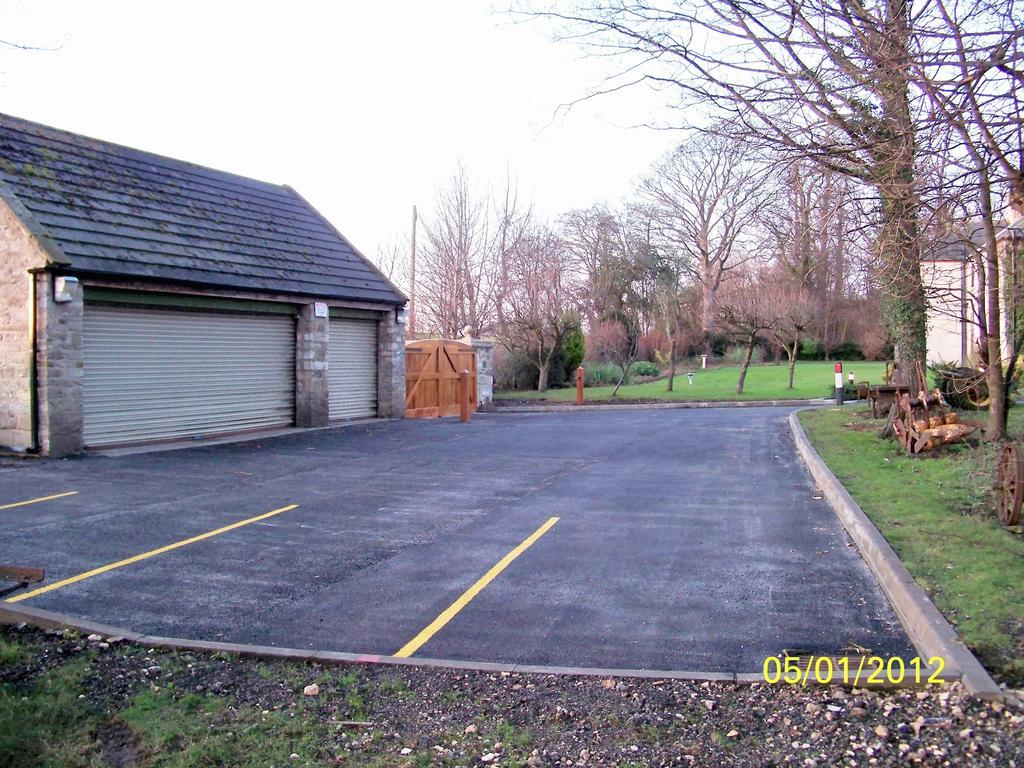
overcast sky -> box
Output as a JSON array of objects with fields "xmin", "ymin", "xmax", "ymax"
[{"xmin": 0, "ymin": 1, "xmax": 680, "ymax": 262}]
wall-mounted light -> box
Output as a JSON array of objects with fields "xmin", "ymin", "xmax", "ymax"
[
  {"xmin": 53, "ymin": 275, "xmax": 79, "ymax": 304},
  {"xmin": 395, "ymin": 306, "xmax": 408, "ymax": 324}
]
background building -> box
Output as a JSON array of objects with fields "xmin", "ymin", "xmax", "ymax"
[{"xmin": 0, "ymin": 114, "xmax": 406, "ymax": 456}]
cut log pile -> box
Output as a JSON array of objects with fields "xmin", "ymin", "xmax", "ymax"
[{"xmin": 889, "ymin": 389, "xmax": 976, "ymax": 454}]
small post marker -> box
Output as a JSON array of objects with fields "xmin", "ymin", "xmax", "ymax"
[
  {"xmin": 701, "ymin": 354, "xmax": 708, "ymax": 370},
  {"xmin": 576, "ymin": 366, "xmax": 584, "ymax": 406},
  {"xmin": 835, "ymin": 361, "xmax": 844, "ymax": 406},
  {"xmin": 459, "ymin": 370, "xmax": 471, "ymax": 423}
]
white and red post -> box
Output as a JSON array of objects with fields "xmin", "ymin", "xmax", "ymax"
[{"xmin": 834, "ymin": 361, "xmax": 844, "ymax": 406}]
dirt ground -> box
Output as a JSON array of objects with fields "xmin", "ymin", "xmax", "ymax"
[{"xmin": 3, "ymin": 624, "xmax": 1022, "ymax": 767}]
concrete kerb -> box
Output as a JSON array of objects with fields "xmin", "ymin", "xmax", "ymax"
[
  {"xmin": 788, "ymin": 409, "xmax": 1004, "ymax": 700},
  {"xmin": 0, "ymin": 600, "xmax": 739, "ymax": 681},
  {"xmin": 0, "ymin": 594, "xmax": 961, "ymax": 689},
  {"xmin": 492, "ymin": 398, "xmax": 833, "ymax": 413}
]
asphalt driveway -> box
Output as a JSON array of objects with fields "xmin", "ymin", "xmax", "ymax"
[{"xmin": 0, "ymin": 408, "xmax": 913, "ymax": 671}]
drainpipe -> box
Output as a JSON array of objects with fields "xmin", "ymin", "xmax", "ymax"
[
  {"xmin": 960, "ymin": 260, "xmax": 967, "ymax": 365},
  {"xmin": 28, "ymin": 270, "xmax": 39, "ymax": 453}
]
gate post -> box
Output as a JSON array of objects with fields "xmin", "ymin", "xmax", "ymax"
[
  {"xmin": 576, "ymin": 366, "xmax": 584, "ymax": 406},
  {"xmin": 459, "ymin": 369, "xmax": 471, "ymax": 423}
]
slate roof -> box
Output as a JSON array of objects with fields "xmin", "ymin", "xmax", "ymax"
[
  {"xmin": 923, "ymin": 217, "xmax": 1024, "ymax": 262},
  {"xmin": 922, "ymin": 226, "xmax": 984, "ymax": 263},
  {"xmin": 0, "ymin": 113, "xmax": 405, "ymax": 304}
]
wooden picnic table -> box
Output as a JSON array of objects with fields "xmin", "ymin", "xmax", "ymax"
[{"xmin": 868, "ymin": 384, "xmax": 912, "ymax": 418}]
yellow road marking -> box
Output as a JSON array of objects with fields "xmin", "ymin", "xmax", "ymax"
[
  {"xmin": 6, "ymin": 504, "xmax": 299, "ymax": 603},
  {"xmin": 394, "ymin": 516, "xmax": 560, "ymax": 658},
  {"xmin": 0, "ymin": 491, "xmax": 78, "ymax": 511}
]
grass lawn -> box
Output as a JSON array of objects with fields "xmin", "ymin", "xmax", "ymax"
[
  {"xmin": 497, "ymin": 360, "xmax": 887, "ymax": 402},
  {"xmin": 799, "ymin": 406, "xmax": 1024, "ymax": 686}
]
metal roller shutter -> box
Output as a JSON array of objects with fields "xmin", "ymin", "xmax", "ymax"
[
  {"xmin": 328, "ymin": 317, "xmax": 378, "ymax": 419},
  {"xmin": 83, "ymin": 305, "xmax": 295, "ymax": 447}
]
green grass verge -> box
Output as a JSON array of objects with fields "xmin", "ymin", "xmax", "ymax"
[
  {"xmin": 120, "ymin": 690, "xmax": 329, "ymax": 767},
  {"xmin": 0, "ymin": 653, "xmax": 353, "ymax": 768},
  {"xmin": 498, "ymin": 360, "xmax": 886, "ymax": 402},
  {"xmin": 799, "ymin": 406, "xmax": 1024, "ymax": 686}
]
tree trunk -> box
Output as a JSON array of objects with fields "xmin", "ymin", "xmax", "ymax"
[
  {"xmin": 980, "ymin": 184, "xmax": 1007, "ymax": 440},
  {"xmin": 537, "ymin": 354, "xmax": 551, "ymax": 393},
  {"xmin": 983, "ymin": 236, "xmax": 1006, "ymax": 439},
  {"xmin": 787, "ymin": 337, "xmax": 798, "ymax": 390},
  {"xmin": 611, "ymin": 367, "xmax": 628, "ymax": 398},
  {"xmin": 875, "ymin": 0, "xmax": 927, "ymax": 392},
  {"xmin": 701, "ymin": 280, "xmax": 717, "ymax": 354},
  {"xmin": 667, "ymin": 337, "xmax": 676, "ymax": 391},
  {"xmin": 985, "ymin": 335, "xmax": 1006, "ymax": 440},
  {"xmin": 877, "ymin": 191, "xmax": 927, "ymax": 390},
  {"xmin": 736, "ymin": 334, "xmax": 756, "ymax": 394}
]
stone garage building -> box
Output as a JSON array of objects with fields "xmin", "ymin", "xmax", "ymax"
[{"xmin": 0, "ymin": 114, "xmax": 406, "ymax": 456}]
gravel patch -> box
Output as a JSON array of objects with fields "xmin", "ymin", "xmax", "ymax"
[{"xmin": 3, "ymin": 624, "xmax": 1023, "ymax": 766}]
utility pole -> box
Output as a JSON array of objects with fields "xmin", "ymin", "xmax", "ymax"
[{"xmin": 410, "ymin": 205, "xmax": 417, "ymax": 336}]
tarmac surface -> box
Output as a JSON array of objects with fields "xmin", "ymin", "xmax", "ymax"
[{"xmin": 0, "ymin": 408, "xmax": 913, "ymax": 671}]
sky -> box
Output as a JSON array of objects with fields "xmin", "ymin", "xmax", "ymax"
[{"xmin": 0, "ymin": 1, "xmax": 681, "ymax": 264}]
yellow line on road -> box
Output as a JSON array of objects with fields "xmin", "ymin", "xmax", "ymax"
[
  {"xmin": 6, "ymin": 504, "xmax": 299, "ymax": 603},
  {"xmin": 0, "ymin": 491, "xmax": 78, "ymax": 511},
  {"xmin": 394, "ymin": 516, "xmax": 560, "ymax": 658}
]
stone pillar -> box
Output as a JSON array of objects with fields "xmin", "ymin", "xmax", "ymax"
[
  {"xmin": 295, "ymin": 303, "xmax": 329, "ymax": 427},
  {"xmin": 35, "ymin": 272, "xmax": 84, "ymax": 456},
  {"xmin": 377, "ymin": 306, "xmax": 406, "ymax": 418},
  {"xmin": 469, "ymin": 338, "xmax": 494, "ymax": 407}
]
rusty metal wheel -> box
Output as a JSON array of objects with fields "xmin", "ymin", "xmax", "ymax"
[
  {"xmin": 966, "ymin": 383, "xmax": 992, "ymax": 409},
  {"xmin": 995, "ymin": 442, "xmax": 1024, "ymax": 526}
]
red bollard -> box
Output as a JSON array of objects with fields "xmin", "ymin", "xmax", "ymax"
[
  {"xmin": 576, "ymin": 366, "xmax": 585, "ymax": 406},
  {"xmin": 459, "ymin": 369, "xmax": 471, "ymax": 423}
]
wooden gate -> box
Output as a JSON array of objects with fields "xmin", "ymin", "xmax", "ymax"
[{"xmin": 405, "ymin": 339, "xmax": 477, "ymax": 419}]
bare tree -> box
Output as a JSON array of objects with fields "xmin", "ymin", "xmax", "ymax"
[
  {"xmin": 763, "ymin": 159, "xmax": 873, "ymax": 352},
  {"xmin": 371, "ymin": 236, "xmax": 410, "ymax": 294},
  {"xmin": 559, "ymin": 204, "xmax": 630, "ymax": 325},
  {"xmin": 493, "ymin": 175, "xmax": 534, "ymax": 323},
  {"xmin": 766, "ymin": 280, "xmax": 820, "ymax": 390},
  {"xmin": 718, "ymin": 274, "xmax": 779, "ymax": 394},
  {"xmin": 910, "ymin": 0, "xmax": 1023, "ymax": 440},
  {"xmin": 652, "ymin": 258, "xmax": 689, "ymax": 391},
  {"xmin": 526, "ymin": 0, "xmax": 935, "ymax": 388},
  {"xmin": 642, "ymin": 132, "xmax": 766, "ymax": 351},
  {"xmin": 590, "ymin": 317, "xmax": 641, "ymax": 397},
  {"xmin": 417, "ymin": 166, "xmax": 496, "ymax": 337},
  {"xmin": 498, "ymin": 227, "xmax": 581, "ymax": 391}
]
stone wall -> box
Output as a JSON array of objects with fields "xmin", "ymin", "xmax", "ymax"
[
  {"xmin": 295, "ymin": 303, "xmax": 329, "ymax": 427},
  {"xmin": 35, "ymin": 272, "xmax": 84, "ymax": 456},
  {"xmin": 0, "ymin": 198, "xmax": 49, "ymax": 450},
  {"xmin": 377, "ymin": 307, "xmax": 406, "ymax": 418}
]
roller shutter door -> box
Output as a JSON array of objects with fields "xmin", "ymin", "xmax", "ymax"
[
  {"xmin": 83, "ymin": 305, "xmax": 295, "ymax": 447},
  {"xmin": 328, "ymin": 317, "xmax": 378, "ymax": 419}
]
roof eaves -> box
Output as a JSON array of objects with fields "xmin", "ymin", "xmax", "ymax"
[
  {"xmin": 49, "ymin": 265, "xmax": 402, "ymax": 306},
  {"xmin": 0, "ymin": 176, "xmax": 69, "ymax": 265},
  {"xmin": 997, "ymin": 215, "xmax": 1024, "ymax": 241}
]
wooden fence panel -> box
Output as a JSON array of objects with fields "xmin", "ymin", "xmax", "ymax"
[{"xmin": 405, "ymin": 339, "xmax": 477, "ymax": 419}]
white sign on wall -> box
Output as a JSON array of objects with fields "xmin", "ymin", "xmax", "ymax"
[{"xmin": 314, "ymin": 302, "xmax": 328, "ymax": 318}]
